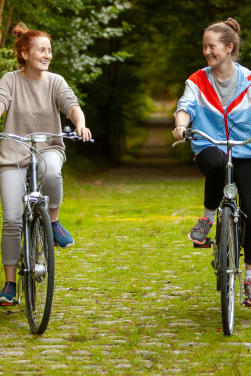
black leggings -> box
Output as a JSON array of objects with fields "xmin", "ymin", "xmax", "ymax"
[{"xmin": 196, "ymin": 147, "xmax": 251, "ymax": 265}]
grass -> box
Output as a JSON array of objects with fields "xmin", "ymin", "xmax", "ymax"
[{"xmin": 0, "ymin": 170, "xmax": 251, "ymax": 375}]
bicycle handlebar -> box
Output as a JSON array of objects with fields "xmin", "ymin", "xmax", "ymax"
[
  {"xmin": 172, "ymin": 128, "xmax": 251, "ymax": 148},
  {"xmin": 0, "ymin": 129, "xmax": 94, "ymax": 144}
]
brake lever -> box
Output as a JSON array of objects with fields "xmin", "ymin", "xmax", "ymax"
[
  {"xmin": 172, "ymin": 139, "xmax": 186, "ymax": 147},
  {"xmin": 172, "ymin": 128, "xmax": 194, "ymax": 147}
]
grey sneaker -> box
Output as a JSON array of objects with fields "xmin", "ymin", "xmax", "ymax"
[{"xmin": 188, "ymin": 217, "xmax": 212, "ymax": 244}]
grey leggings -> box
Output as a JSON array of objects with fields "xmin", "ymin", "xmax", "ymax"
[{"xmin": 0, "ymin": 151, "xmax": 63, "ymax": 265}]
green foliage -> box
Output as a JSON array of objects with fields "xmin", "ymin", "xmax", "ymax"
[
  {"xmin": 119, "ymin": 0, "xmax": 251, "ymax": 100},
  {"xmin": 0, "ymin": 49, "xmax": 16, "ymax": 130},
  {"xmin": 47, "ymin": 1, "xmax": 132, "ymax": 95},
  {"xmin": 2, "ymin": 1, "xmax": 251, "ymax": 163},
  {"xmin": 0, "ymin": 48, "xmax": 16, "ymax": 76},
  {"xmin": 0, "ymin": 0, "xmax": 133, "ymax": 161},
  {"xmin": 0, "ymin": 0, "xmax": 132, "ymax": 92},
  {"xmin": 99, "ymin": 0, "xmax": 251, "ymax": 163}
]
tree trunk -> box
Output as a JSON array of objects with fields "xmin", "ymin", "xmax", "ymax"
[
  {"xmin": 1, "ymin": 4, "xmax": 14, "ymax": 47},
  {"xmin": 0, "ymin": 0, "xmax": 5, "ymax": 45}
]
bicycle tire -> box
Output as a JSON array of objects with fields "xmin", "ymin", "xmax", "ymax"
[
  {"xmin": 214, "ymin": 209, "xmax": 222, "ymax": 291},
  {"xmin": 219, "ymin": 206, "xmax": 237, "ymax": 336},
  {"xmin": 24, "ymin": 204, "xmax": 54, "ymax": 334}
]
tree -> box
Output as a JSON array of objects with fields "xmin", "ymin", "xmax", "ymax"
[
  {"xmin": 0, "ymin": 0, "xmax": 131, "ymax": 97},
  {"xmin": 122, "ymin": 0, "xmax": 251, "ymax": 98},
  {"xmin": 0, "ymin": 0, "xmax": 132, "ymax": 157}
]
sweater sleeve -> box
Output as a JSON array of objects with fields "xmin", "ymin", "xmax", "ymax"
[
  {"xmin": 55, "ymin": 75, "xmax": 80, "ymax": 116},
  {"xmin": 0, "ymin": 72, "xmax": 13, "ymax": 114},
  {"xmin": 174, "ymin": 79, "xmax": 199, "ymax": 122}
]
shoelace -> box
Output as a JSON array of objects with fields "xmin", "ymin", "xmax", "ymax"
[
  {"xmin": 3, "ymin": 284, "xmax": 10, "ymax": 294},
  {"xmin": 56, "ymin": 223, "xmax": 66, "ymax": 236},
  {"xmin": 2, "ymin": 283, "xmax": 10, "ymax": 294}
]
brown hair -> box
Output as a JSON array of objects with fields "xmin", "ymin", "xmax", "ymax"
[
  {"xmin": 12, "ymin": 22, "xmax": 51, "ymax": 67},
  {"xmin": 204, "ymin": 18, "xmax": 240, "ymax": 59}
]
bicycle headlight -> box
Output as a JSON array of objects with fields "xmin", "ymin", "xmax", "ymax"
[
  {"xmin": 31, "ymin": 134, "xmax": 47, "ymax": 143},
  {"xmin": 224, "ymin": 183, "xmax": 237, "ymax": 199}
]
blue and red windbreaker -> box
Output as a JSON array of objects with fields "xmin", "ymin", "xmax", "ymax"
[{"xmin": 175, "ymin": 63, "xmax": 251, "ymax": 158}]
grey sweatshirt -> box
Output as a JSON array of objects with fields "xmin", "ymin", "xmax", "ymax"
[{"xmin": 0, "ymin": 70, "xmax": 80, "ymax": 171}]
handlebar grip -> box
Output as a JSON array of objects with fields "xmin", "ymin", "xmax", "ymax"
[
  {"xmin": 172, "ymin": 127, "xmax": 192, "ymax": 147},
  {"xmin": 71, "ymin": 132, "xmax": 94, "ymax": 142},
  {"xmin": 63, "ymin": 128, "xmax": 94, "ymax": 142},
  {"xmin": 63, "ymin": 132, "xmax": 95, "ymax": 142}
]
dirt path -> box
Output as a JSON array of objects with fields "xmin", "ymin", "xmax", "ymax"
[{"xmin": 104, "ymin": 116, "xmax": 202, "ymax": 182}]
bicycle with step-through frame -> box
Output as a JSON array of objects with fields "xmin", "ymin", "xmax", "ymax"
[
  {"xmin": 0, "ymin": 127, "xmax": 93, "ymax": 334},
  {"xmin": 173, "ymin": 128, "xmax": 250, "ymax": 336}
]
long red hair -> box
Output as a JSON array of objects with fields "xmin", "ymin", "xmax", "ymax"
[{"xmin": 12, "ymin": 22, "xmax": 51, "ymax": 67}]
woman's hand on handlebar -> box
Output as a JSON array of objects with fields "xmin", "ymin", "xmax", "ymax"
[
  {"xmin": 172, "ymin": 125, "xmax": 186, "ymax": 140},
  {"xmin": 75, "ymin": 125, "xmax": 92, "ymax": 142}
]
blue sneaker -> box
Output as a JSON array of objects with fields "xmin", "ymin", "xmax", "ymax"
[
  {"xmin": 51, "ymin": 221, "xmax": 74, "ymax": 249},
  {"xmin": 0, "ymin": 281, "xmax": 16, "ymax": 305}
]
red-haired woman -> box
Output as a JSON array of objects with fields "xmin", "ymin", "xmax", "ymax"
[
  {"xmin": 173, "ymin": 18, "xmax": 251, "ymax": 305},
  {"xmin": 0, "ymin": 22, "xmax": 92, "ymax": 304}
]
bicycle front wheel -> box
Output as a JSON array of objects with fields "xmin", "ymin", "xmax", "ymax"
[
  {"xmin": 219, "ymin": 206, "xmax": 237, "ymax": 336},
  {"xmin": 25, "ymin": 204, "xmax": 54, "ymax": 334}
]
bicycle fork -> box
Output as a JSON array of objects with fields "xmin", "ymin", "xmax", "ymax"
[
  {"xmin": 213, "ymin": 206, "xmax": 244, "ymax": 305},
  {"xmin": 17, "ymin": 206, "xmax": 31, "ymax": 305},
  {"xmin": 17, "ymin": 194, "xmax": 49, "ymax": 304}
]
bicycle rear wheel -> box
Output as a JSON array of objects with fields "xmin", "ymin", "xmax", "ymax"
[
  {"xmin": 25, "ymin": 204, "xmax": 54, "ymax": 334},
  {"xmin": 219, "ymin": 206, "xmax": 237, "ymax": 336}
]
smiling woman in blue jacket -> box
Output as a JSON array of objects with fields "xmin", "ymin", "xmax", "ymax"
[{"xmin": 172, "ymin": 18, "xmax": 251, "ymax": 302}]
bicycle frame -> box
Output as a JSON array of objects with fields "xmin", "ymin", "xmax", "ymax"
[
  {"xmin": 0, "ymin": 129, "xmax": 93, "ymax": 307},
  {"xmin": 0, "ymin": 128, "xmax": 93, "ymax": 332},
  {"xmin": 173, "ymin": 128, "xmax": 251, "ymax": 305}
]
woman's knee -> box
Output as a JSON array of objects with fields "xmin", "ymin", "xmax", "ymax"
[
  {"xmin": 40, "ymin": 153, "xmax": 63, "ymax": 184},
  {"xmin": 2, "ymin": 213, "xmax": 22, "ymax": 232},
  {"xmin": 44, "ymin": 164, "xmax": 62, "ymax": 183},
  {"xmin": 197, "ymin": 147, "xmax": 226, "ymax": 176}
]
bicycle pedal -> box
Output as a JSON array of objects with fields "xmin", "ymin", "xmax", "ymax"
[
  {"xmin": 244, "ymin": 297, "xmax": 251, "ymax": 307},
  {"xmin": 193, "ymin": 238, "xmax": 212, "ymax": 248},
  {"xmin": 0, "ymin": 299, "xmax": 18, "ymax": 307}
]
